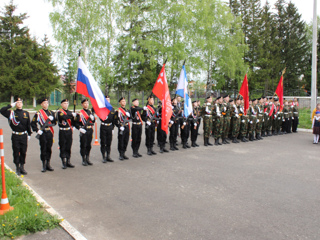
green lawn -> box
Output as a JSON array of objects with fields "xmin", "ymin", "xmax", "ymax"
[
  {"xmin": 298, "ymin": 107, "xmax": 312, "ymax": 129},
  {"xmin": 0, "ymin": 169, "xmax": 60, "ymax": 239}
]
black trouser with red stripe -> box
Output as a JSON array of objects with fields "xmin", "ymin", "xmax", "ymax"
[
  {"xmin": 158, "ymin": 120, "xmax": 167, "ymax": 148},
  {"xmin": 190, "ymin": 122, "xmax": 198, "ymax": 142},
  {"xmin": 80, "ymin": 128, "xmax": 93, "ymax": 156},
  {"xmin": 131, "ymin": 123, "xmax": 142, "ymax": 152},
  {"xmin": 145, "ymin": 123, "xmax": 156, "ymax": 148},
  {"xmin": 38, "ymin": 130, "xmax": 53, "ymax": 161},
  {"xmin": 100, "ymin": 125, "xmax": 113, "ymax": 155},
  {"xmin": 12, "ymin": 134, "xmax": 28, "ymax": 165}
]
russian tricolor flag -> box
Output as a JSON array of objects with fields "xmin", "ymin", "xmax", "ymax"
[{"xmin": 76, "ymin": 56, "xmax": 112, "ymax": 120}]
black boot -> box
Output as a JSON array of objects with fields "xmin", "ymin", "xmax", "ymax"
[
  {"xmin": 261, "ymin": 132, "xmax": 266, "ymax": 137},
  {"xmin": 133, "ymin": 150, "xmax": 139, "ymax": 158},
  {"xmin": 225, "ymin": 138, "xmax": 230, "ymax": 144},
  {"xmin": 82, "ymin": 155, "xmax": 88, "ymax": 166},
  {"xmin": 147, "ymin": 148, "xmax": 152, "ymax": 156},
  {"xmin": 160, "ymin": 146, "xmax": 164, "ymax": 153},
  {"xmin": 163, "ymin": 146, "xmax": 169, "ymax": 152},
  {"xmin": 173, "ymin": 143, "xmax": 179, "ymax": 150},
  {"xmin": 151, "ymin": 147, "xmax": 157, "ymax": 155},
  {"xmin": 102, "ymin": 153, "xmax": 107, "ymax": 163},
  {"xmin": 268, "ymin": 131, "xmax": 272, "ymax": 136},
  {"xmin": 66, "ymin": 158, "xmax": 75, "ymax": 168},
  {"xmin": 119, "ymin": 152, "xmax": 124, "ymax": 160},
  {"xmin": 186, "ymin": 143, "xmax": 191, "ymax": 148},
  {"xmin": 123, "ymin": 152, "xmax": 129, "ymax": 160},
  {"xmin": 86, "ymin": 155, "xmax": 93, "ymax": 165},
  {"xmin": 222, "ymin": 138, "xmax": 227, "ymax": 144},
  {"xmin": 15, "ymin": 164, "xmax": 21, "ymax": 176},
  {"xmin": 278, "ymin": 130, "xmax": 283, "ymax": 135},
  {"xmin": 170, "ymin": 143, "xmax": 175, "ymax": 151},
  {"xmin": 20, "ymin": 164, "xmax": 28, "ymax": 175},
  {"xmin": 195, "ymin": 142, "xmax": 199, "ymax": 147},
  {"xmin": 241, "ymin": 136, "xmax": 247, "ymax": 142},
  {"xmin": 107, "ymin": 152, "xmax": 114, "ymax": 162},
  {"xmin": 214, "ymin": 138, "xmax": 220, "ymax": 146},
  {"xmin": 137, "ymin": 152, "xmax": 142, "ymax": 157},
  {"xmin": 61, "ymin": 158, "xmax": 67, "ymax": 169},
  {"xmin": 232, "ymin": 138, "xmax": 238, "ymax": 143},
  {"xmin": 183, "ymin": 142, "xmax": 187, "ymax": 149},
  {"xmin": 204, "ymin": 138, "xmax": 208, "ymax": 146},
  {"xmin": 249, "ymin": 134, "xmax": 254, "ymax": 141},
  {"xmin": 46, "ymin": 159, "xmax": 54, "ymax": 171},
  {"xmin": 191, "ymin": 141, "xmax": 196, "ymax": 147},
  {"xmin": 41, "ymin": 160, "xmax": 47, "ymax": 172},
  {"xmin": 207, "ymin": 138, "xmax": 213, "ymax": 146}
]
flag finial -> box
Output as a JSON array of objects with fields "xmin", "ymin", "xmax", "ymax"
[{"xmin": 282, "ymin": 67, "xmax": 286, "ymax": 76}]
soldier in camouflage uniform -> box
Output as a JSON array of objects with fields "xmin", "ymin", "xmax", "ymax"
[
  {"xmin": 239, "ymin": 97, "xmax": 249, "ymax": 142},
  {"xmin": 287, "ymin": 100, "xmax": 293, "ymax": 133},
  {"xmin": 222, "ymin": 95, "xmax": 231, "ymax": 144},
  {"xmin": 262, "ymin": 97, "xmax": 269, "ymax": 137},
  {"xmin": 201, "ymin": 96, "xmax": 213, "ymax": 146},
  {"xmin": 247, "ymin": 99, "xmax": 257, "ymax": 141},
  {"xmin": 190, "ymin": 101, "xmax": 200, "ymax": 147},
  {"xmin": 268, "ymin": 97, "xmax": 274, "ymax": 136},
  {"xmin": 230, "ymin": 98, "xmax": 240, "ymax": 143},
  {"xmin": 255, "ymin": 98, "xmax": 263, "ymax": 140},
  {"xmin": 282, "ymin": 100, "xmax": 290, "ymax": 133},
  {"xmin": 272, "ymin": 98, "xmax": 281, "ymax": 135},
  {"xmin": 212, "ymin": 96, "xmax": 224, "ymax": 145}
]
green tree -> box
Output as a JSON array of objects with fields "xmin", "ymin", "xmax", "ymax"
[{"xmin": 0, "ymin": 2, "xmax": 59, "ymax": 100}]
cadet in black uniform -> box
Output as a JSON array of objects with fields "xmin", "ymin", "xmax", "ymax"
[
  {"xmin": 0, "ymin": 97, "xmax": 32, "ymax": 175},
  {"xmin": 169, "ymin": 97, "xmax": 181, "ymax": 151},
  {"xmin": 99, "ymin": 95, "xmax": 115, "ymax": 163},
  {"xmin": 157, "ymin": 103, "xmax": 169, "ymax": 153},
  {"xmin": 31, "ymin": 98, "xmax": 56, "ymax": 172},
  {"xmin": 115, "ymin": 97, "xmax": 130, "ymax": 160},
  {"xmin": 179, "ymin": 111, "xmax": 191, "ymax": 149},
  {"xmin": 142, "ymin": 95, "xmax": 158, "ymax": 156},
  {"xmin": 130, "ymin": 98, "xmax": 145, "ymax": 158},
  {"xmin": 57, "ymin": 99, "xmax": 76, "ymax": 169},
  {"xmin": 190, "ymin": 100, "xmax": 200, "ymax": 147},
  {"xmin": 75, "ymin": 99, "xmax": 95, "ymax": 166}
]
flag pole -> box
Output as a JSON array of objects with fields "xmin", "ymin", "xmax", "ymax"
[{"xmin": 74, "ymin": 50, "xmax": 81, "ymax": 113}]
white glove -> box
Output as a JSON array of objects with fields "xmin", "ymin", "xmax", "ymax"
[
  {"xmin": 250, "ymin": 121, "xmax": 253, "ymax": 124},
  {"xmin": 72, "ymin": 112, "xmax": 77, "ymax": 117},
  {"xmin": 183, "ymin": 122, "xmax": 186, "ymax": 125},
  {"xmin": 172, "ymin": 106, "xmax": 174, "ymax": 109},
  {"xmin": 11, "ymin": 102, "xmax": 16, "ymax": 108},
  {"xmin": 143, "ymin": 106, "xmax": 147, "ymax": 110},
  {"xmin": 217, "ymin": 113, "xmax": 221, "ymax": 117},
  {"xmin": 282, "ymin": 119, "xmax": 285, "ymax": 122},
  {"xmin": 292, "ymin": 117, "xmax": 294, "ymax": 120},
  {"xmin": 28, "ymin": 136, "xmax": 30, "ymax": 141},
  {"xmin": 242, "ymin": 120, "xmax": 245, "ymax": 123},
  {"xmin": 37, "ymin": 130, "xmax": 43, "ymax": 135},
  {"xmin": 48, "ymin": 116, "xmax": 54, "ymax": 121},
  {"xmin": 157, "ymin": 121, "xmax": 159, "ymax": 124},
  {"xmin": 126, "ymin": 112, "xmax": 130, "ymax": 117},
  {"xmin": 169, "ymin": 120, "xmax": 173, "ymax": 124},
  {"xmin": 147, "ymin": 121, "xmax": 151, "ymax": 126},
  {"xmin": 194, "ymin": 123, "xmax": 197, "ymax": 127},
  {"xmin": 90, "ymin": 114, "xmax": 94, "ymax": 120},
  {"xmin": 257, "ymin": 119, "xmax": 259, "ymax": 123},
  {"xmin": 80, "ymin": 128, "xmax": 86, "ymax": 134},
  {"xmin": 236, "ymin": 114, "xmax": 239, "ymax": 118},
  {"xmin": 120, "ymin": 126, "xmax": 124, "ymax": 131}
]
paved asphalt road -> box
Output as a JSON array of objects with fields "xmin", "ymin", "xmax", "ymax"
[{"xmin": 1, "ymin": 115, "xmax": 320, "ymax": 240}]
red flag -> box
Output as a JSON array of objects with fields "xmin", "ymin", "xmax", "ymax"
[
  {"xmin": 239, "ymin": 74, "xmax": 249, "ymax": 115},
  {"xmin": 275, "ymin": 75, "xmax": 284, "ymax": 110},
  {"xmin": 152, "ymin": 63, "xmax": 172, "ymax": 134}
]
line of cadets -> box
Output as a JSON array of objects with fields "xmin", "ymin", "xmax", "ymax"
[{"xmin": 0, "ymin": 94, "xmax": 299, "ymax": 175}]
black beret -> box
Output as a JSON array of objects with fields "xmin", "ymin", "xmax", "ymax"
[
  {"xmin": 105, "ymin": 95, "xmax": 110, "ymax": 99},
  {"xmin": 147, "ymin": 94, "xmax": 154, "ymax": 101},
  {"xmin": 257, "ymin": 97, "xmax": 261, "ymax": 100},
  {"xmin": 261, "ymin": 96, "xmax": 266, "ymax": 99},
  {"xmin": 81, "ymin": 98, "xmax": 89, "ymax": 104},
  {"xmin": 119, "ymin": 97, "xmax": 125, "ymax": 102},
  {"xmin": 268, "ymin": 97, "xmax": 273, "ymax": 100},
  {"xmin": 223, "ymin": 94, "xmax": 229, "ymax": 98},
  {"xmin": 251, "ymin": 98, "xmax": 256, "ymax": 101},
  {"xmin": 206, "ymin": 96, "xmax": 211, "ymax": 99},
  {"xmin": 61, "ymin": 99, "xmax": 69, "ymax": 103},
  {"xmin": 236, "ymin": 96, "xmax": 243, "ymax": 100},
  {"xmin": 229, "ymin": 99, "xmax": 234, "ymax": 103},
  {"xmin": 15, "ymin": 97, "xmax": 23, "ymax": 102},
  {"xmin": 40, "ymin": 98, "xmax": 48, "ymax": 104},
  {"xmin": 216, "ymin": 96, "xmax": 222, "ymax": 100},
  {"xmin": 132, "ymin": 98, "xmax": 138, "ymax": 102},
  {"xmin": 192, "ymin": 100, "xmax": 197, "ymax": 104}
]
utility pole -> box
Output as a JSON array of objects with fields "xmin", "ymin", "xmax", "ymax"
[{"xmin": 311, "ymin": 0, "xmax": 317, "ymax": 116}]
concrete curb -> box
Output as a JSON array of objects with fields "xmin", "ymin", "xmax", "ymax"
[
  {"xmin": 297, "ymin": 128, "xmax": 312, "ymax": 133},
  {"xmin": 4, "ymin": 163, "xmax": 87, "ymax": 240}
]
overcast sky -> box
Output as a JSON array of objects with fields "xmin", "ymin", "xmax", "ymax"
[{"xmin": 0, "ymin": 0, "xmax": 318, "ymax": 44}]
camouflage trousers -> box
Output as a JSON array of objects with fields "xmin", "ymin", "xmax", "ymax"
[
  {"xmin": 203, "ymin": 116, "xmax": 212, "ymax": 138},
  {"xmin": 248, "ymin": 116, "xmax": 257, "ymax": 135},
  {"xmin": 214, "ymin": 116, "xmax": 224, "ymax": 139},
  {"xmin": 256, "ymin": 115, "xmax": 263, "ymax": 134},
  {"xmin": 268, "ymin": 116, "xmax": 273, "ymax": 131},
  {"xmin": 240, "ymin": 116, "xmax": 249, "ymax": 136},
  {"xmin": 222, "ymin": 116, "xmax": 231, "ymax": 139},
  {"xmin": 262, "ymin": 113, "xmax": 269, "ymax": 133},
  {"xmin": 231, "ymin": 116, "xmax": 240, "ymax": 138}
]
